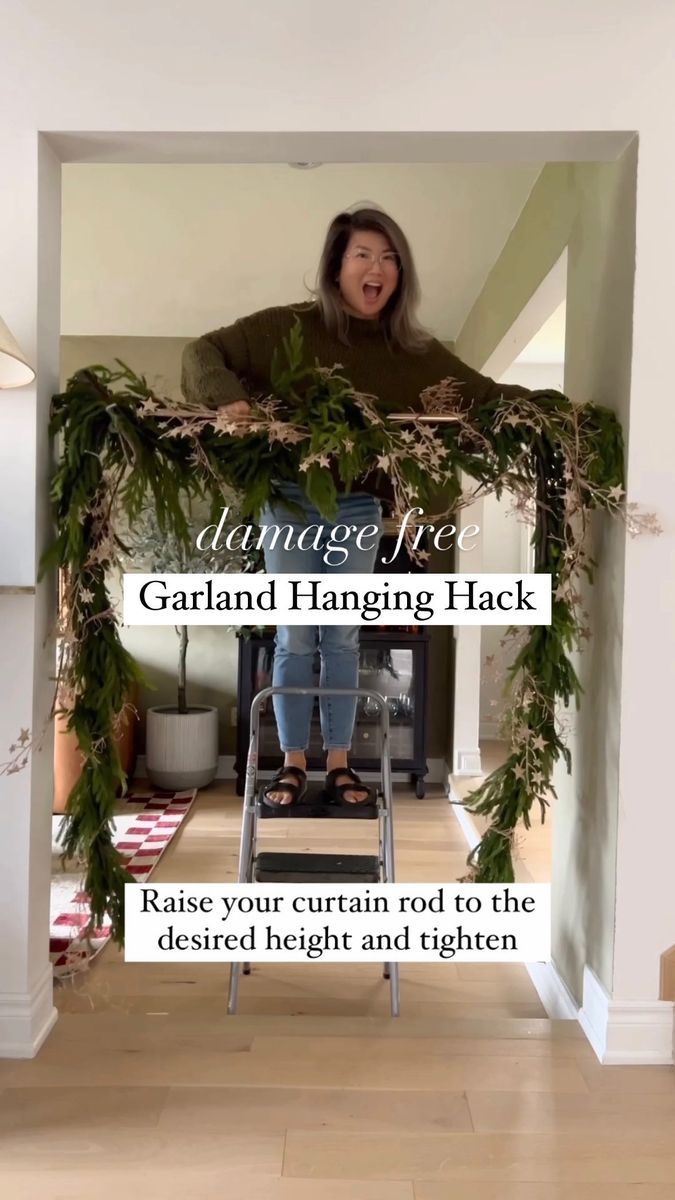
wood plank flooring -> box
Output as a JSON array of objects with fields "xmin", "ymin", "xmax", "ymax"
[{"xmin": 1, "ymin": 775, "xmax": 672, "ymax": 1197}]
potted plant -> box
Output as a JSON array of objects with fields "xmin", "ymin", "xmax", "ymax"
[
  {"xmin": 53, "ymin": 570, "xmax": 140, "ymax": 814},
  {"xmin": 53, "ymin": 682, "xmax": 139, "ymax": 813}
]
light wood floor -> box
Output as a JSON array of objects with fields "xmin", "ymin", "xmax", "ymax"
[{"xmin": 2, "ymin": 769, "xmax": 674, "ymax": 1197}]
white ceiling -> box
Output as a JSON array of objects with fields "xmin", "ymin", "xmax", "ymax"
[{"xmin": 61, "ymin": 162, "xmax": 543, "ymax": 341}]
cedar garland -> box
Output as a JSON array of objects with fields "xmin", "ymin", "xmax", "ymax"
[{"xmin": 41, "ymin": 320, "xmax": 657, "ymax": 941}]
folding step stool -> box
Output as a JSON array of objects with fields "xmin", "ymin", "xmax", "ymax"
[{"xmin": 227, "ymin": 685, "xmax": 400, "ymax": 1016}]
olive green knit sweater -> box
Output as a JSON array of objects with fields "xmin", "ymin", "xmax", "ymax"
[{"xmin": 181, "ymin": 301, "xmax": 530, "ymax": 503}]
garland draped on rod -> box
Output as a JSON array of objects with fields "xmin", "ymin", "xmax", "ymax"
[{"xmin": 38, "ymin": 320, "xmax": 656, "ymax": 945}]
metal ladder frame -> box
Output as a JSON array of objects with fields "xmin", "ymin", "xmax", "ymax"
[{"xmin": 227, "ymin": 684, "xmax": 400, "ymax": 1016}]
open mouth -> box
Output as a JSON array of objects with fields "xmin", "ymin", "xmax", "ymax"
[{"xmin": 363, "ymin": 283, "xmax": 383, "ymax": 302}]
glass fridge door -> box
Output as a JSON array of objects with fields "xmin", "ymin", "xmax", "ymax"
[
  {"xmin": 254, "ymin": 641, "xmax": 416, "ymax": 762},
  {"xmin": 354, "ymin": 647, "xmax": 415, "ymax": 759}
]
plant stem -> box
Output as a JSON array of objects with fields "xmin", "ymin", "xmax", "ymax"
[{"xmin": 177, "ymin": 625, "xmax": 188, "ymax": 714}]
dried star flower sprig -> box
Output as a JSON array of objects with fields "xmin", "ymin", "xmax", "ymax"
[
  {"xmin": 0, "ymin": 727, "xmax": 33, "ymax": 777},
  {"xmin": 138, "ymin": 322, "xmax": 463, "ymax": 540}
]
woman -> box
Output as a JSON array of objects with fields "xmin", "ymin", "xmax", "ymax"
[{"xmin": 181, "ymin": 204, "xmax": 529, "ymax": 806}]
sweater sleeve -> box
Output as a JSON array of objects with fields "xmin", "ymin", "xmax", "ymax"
[
  {"xmin": 435, "ymin": 343, "xmax": 534, "ymax": 411},
  {"xmin": 181, "ymin": 321, "xmax": 251, "ymax": 409},
  {"xmin": 477, "ymin": 373, "xmax": 535, "ymax": 404}
]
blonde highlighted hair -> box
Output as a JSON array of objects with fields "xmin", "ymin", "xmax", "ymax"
[{"xmin": 308, "ymin": 205, "xmax": 433, "ymax": 353}]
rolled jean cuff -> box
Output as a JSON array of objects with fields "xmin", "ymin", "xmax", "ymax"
[
  {"xmin": 279, "ymin": 745, "xmax": 309, "ymax": 753},
  {"xmin": 323, "ymin": 744, "xmax": 352, "ymax": 751}
]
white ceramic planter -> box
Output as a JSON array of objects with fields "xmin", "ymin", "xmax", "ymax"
[{"xmin": 145, "ymin": 705, "xmax": 219, "ymax": 789}]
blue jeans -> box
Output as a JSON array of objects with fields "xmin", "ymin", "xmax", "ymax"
[{"xmin": 259, "ymin": 483, "xmax": 384, "ymax": 752}]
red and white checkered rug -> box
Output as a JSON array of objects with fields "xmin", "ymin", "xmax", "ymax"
[{"xmin": 50, "ymin": 788, "xmax": 197, "ymax": 978}]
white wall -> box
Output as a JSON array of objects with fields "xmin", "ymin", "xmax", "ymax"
[
  {"xmin": 480, "ymin": 364, "xmax": 566, "ymax": 737},
  {"xmin": 1, "ymin": 0, "xmax": 674, "ymax": 1058},
  {"xmin": 479, "ymin": 492, "xmax": 527, "ymax": 739},
  {"xmin": 500, "ymin": 362, "xmax": 565, "ymax": 392},
  {"xmin": 455, "ymin": 156, "xmax": 637, "ymax": 1006},
  {"xmin": 558, "ymin": 149, "xmax": 643, "ymax": 1003},
  {"xmin": 60, "ymin": 163, "xmax": 540, "ymax": 340}
]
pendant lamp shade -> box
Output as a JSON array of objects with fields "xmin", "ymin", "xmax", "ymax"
[{"xmin": 0, "ymin": 316, "xmax": 35, "ymax": 388}]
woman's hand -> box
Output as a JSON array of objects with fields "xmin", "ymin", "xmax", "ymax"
[{"xmin": 219, "ymin": 399, "xmax": 252, "ymax": 420}]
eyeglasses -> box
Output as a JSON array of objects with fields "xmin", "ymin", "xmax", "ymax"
[{"xmin": 343, "ymin": 249, "xmax": 401, "ymax": 270}]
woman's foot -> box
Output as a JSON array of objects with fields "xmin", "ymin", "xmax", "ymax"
[
  {"xmin": 265, "ymin": 752, "xmax": 307, "ymax": 806},
  {"xmin": 325, "ymin": 751, "xmax": 370, "ymax": 804}
]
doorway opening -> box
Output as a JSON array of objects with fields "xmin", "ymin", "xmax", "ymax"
[{"xmin": 31, "ymin": 130, "xmax": 636, "ymax": 1031}]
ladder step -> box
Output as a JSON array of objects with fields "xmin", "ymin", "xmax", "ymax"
[
  {"xmin": 257, "ymin": 784, "xmax": 378, "ymax": 820},
  {"xmin": 254, "ymin": 851, "xmax": 381, "ymax": 883}
]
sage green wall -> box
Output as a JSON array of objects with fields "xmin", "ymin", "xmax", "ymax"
[
  {"xmin": 59, "ymin": 336, "xmax": 452, "ymax": 758},
  {"xmin": 454, "ymin": 149, "xmax": 638, "ymax": 1001}
]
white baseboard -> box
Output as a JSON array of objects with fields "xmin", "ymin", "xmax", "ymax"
[
  {"xmin": 453, "ymin": 748, "xmax": 483, "ymax": 776},
  {"xmin": 447, "ymin": 776, "xmax": 482, "ymax": 853},
  {"xmin": 134, "ymin": 755, "xmax": 447, "ymax": 786},
  {"xmin": 215, "ymin": 755, "xmax": 236, "ymax": 779},
  {"xmin": 579, "ymin": 965, "xmax": 674, "ymax": 1065},
  {"xmin": 416, "ymin": 757, "xmax": 445, "ymax": 785},
  {"xmin": 289, "ymin": 758, "xmax": 447, "ymax": 787},
  {"xmin": 526, "ymin": 960, "xmax": 579, "ymax": 1020},
  {"xmin": 135, "ymin": 754, "xmax": 236, "ymax": 781},
  {"xmin": 446, "ymin": 772, "xmax": 577, "ymax": 1022},
  {"xmin": 447, "ymin": 772, "xmax": 675, "ymax": 1062},
  {"xmin": 0, "ymin": 964, "xmax": 58, "ymax": 1058}
]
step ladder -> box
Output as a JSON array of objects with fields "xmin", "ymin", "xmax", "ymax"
[{"xmin": 227, "ymin": 685, "xmax": 400, "ymax": 1016}]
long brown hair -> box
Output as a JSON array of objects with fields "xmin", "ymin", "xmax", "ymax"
[{"xmin": 309, "ymin": 205, "xmax": 432, "ymax": 353}]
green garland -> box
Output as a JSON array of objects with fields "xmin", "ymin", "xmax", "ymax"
[
  {"xmin": 451, "ymin": 396, "xmax": 623, "ymax": 880},
  {"xmin": 42, "ymin": 320, "xmax": 639, "ymax": 944}
]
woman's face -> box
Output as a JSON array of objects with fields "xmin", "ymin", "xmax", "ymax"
[{"xmin": 337, "ymin": 228, "xmax": 400, "ymax": 320}]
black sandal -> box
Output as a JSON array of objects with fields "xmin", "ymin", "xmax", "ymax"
[
  {"xmin": 261, "ymin": 765, "xmax": 308, "ymax": 808},
  {"xmin": 324, "ymin": 766, "xmax": 374, "ymax": 808}
]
